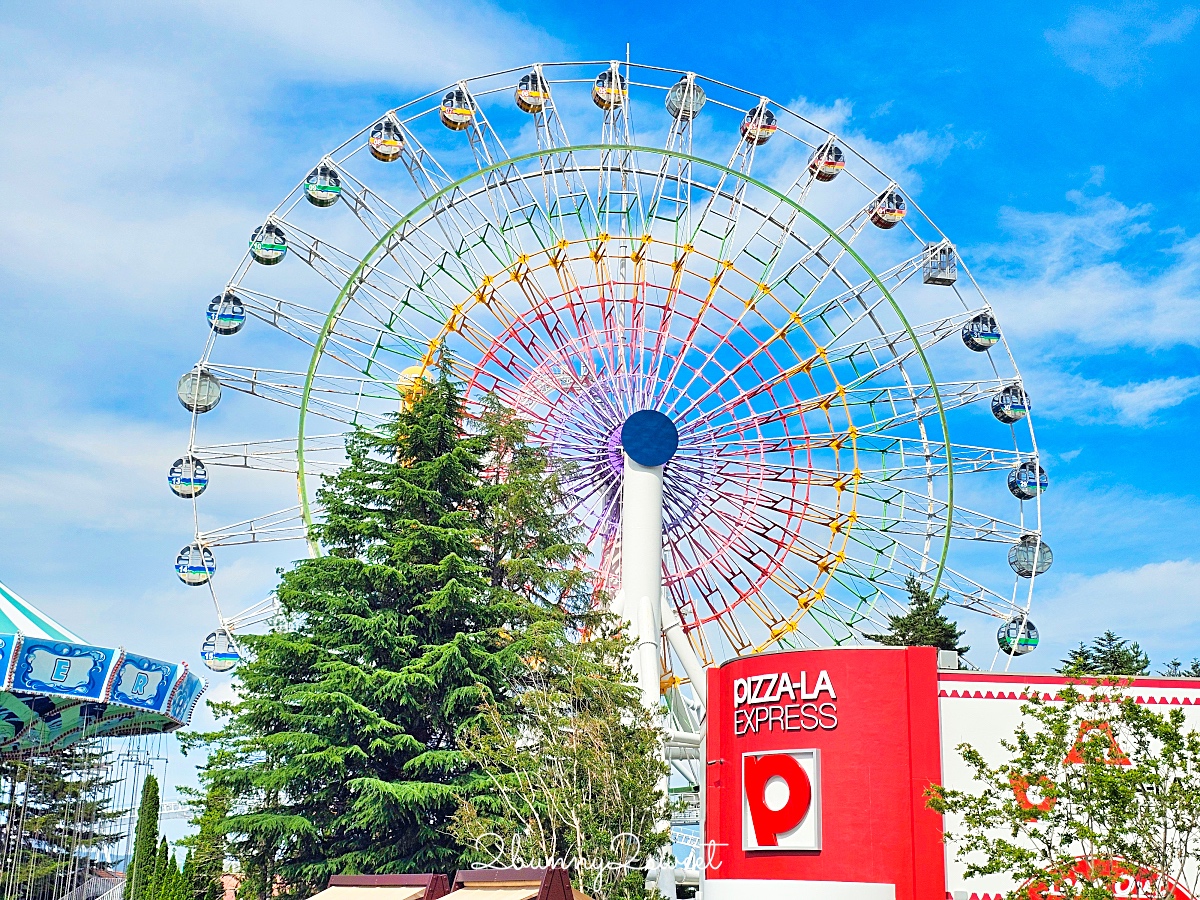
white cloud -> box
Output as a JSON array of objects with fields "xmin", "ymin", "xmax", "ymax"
[
  {"xmin": 192, "ymin": 0, "xmax": 562, "ymax": 86},
  {"xmin": 0, "ymin": 1, "xmax": 562, "ymax": 307},
  {"xmin": 1046, "ymin": 4, "xmax": 1199, "ymax": 87},
  {"xmin": 1036, "ymin": 559, "xmax": 1200, "ymax": 659},
  {"xmin": 1029, "ymin": 369, "xmax": 1200, "ymax": 426},
  {"xmin": 982, "ymin": 191, "xmax": 1200, "ymax": 351}
]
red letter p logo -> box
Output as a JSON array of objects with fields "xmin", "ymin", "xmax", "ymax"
[{"xmin": 743, "ymin": 749, "xmax": 821, "ymax": 850}]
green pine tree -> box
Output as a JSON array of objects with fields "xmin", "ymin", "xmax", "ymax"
[
  {"xmin": 187, "ymin": 373, "xmax": 594, "ymax": 894},
  {"xmin": 177, "ymin": 785, "xmax": 229, "ymax": 900},
  {"xmin": 1056, "ymin": 630, "xmax": 1150, "ymax": 676},
  {"xmin": 864, "ymin": 576, "xmax": 968, "ymax": 652},
  {"xmin": 126, "ymin": 774, "xmax": 160, "ymax": 900},
  {"xmin": 1160, "ymin": 658, "xmax": 1200, "ymax": 678},
  {"xmin": 146, "ymin": 837, "xmax": 170, "ymax": 900}
]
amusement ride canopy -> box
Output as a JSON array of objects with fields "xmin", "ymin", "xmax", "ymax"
[{"xmin": 0, "ymin": 579, "xmax": 205, "ymax": 756}]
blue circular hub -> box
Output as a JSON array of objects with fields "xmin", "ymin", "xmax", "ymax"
[{"xmin": 621, "ymin": 410, "xmax": 679, "ymax": 467}]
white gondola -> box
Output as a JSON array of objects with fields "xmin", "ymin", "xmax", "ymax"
[
  {"xmin": 1009, "ymin": 534, "xmax": 1052, "ymax": 578},
  {"xmin": 665, "ymin": 76, "xmax": 706, "ymax": 120},
  {"xmin": 177, "ymin": 368, "xmax": 222, "ymax": 413},
  {"xmin": 921, "ymin": 242, "xmax": 957, "ymax": 285}
]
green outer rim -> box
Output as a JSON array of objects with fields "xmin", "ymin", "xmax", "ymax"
[{"xmin": 296, "ymin": 144, "xmax": 954, "ymax": 594}]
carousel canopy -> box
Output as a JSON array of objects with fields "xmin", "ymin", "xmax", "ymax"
[{"xmin": 0, "ymin": 579, "xmax": 206, "ymax": 757}]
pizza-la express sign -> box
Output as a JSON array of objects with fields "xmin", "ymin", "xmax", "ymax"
[{"xmin": 732, "ymin": 668, "xmax": 838, "ymax": 735}]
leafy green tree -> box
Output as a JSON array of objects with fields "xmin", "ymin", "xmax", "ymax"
[
  {"xmin": 927, "ymin": 679, "xmax": 1200, "ymax": 900},
  {"xmin": 451, "ymin": 617, "xmax": 667, "ymax": 900},
  {"xmin": 864, "ymin": 576, "xmax": 967, "ymax": 653},
  {"xmin": 1057, "ymin": 631, "xmax": 1150, "ymax": 677},
  {"xmin": 187, "ymin": 374, "xmax": 596, "ymax": 895},
  {"xmin": 1159, "ymin": 659, "xmax": 1200, "ymax": 678}
]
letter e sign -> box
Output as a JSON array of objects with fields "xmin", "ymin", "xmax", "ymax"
[{"xmin": 743, "ymin": 748, "xmax": 822, "ymax": 850}]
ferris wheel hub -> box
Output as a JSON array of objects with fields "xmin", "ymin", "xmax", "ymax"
[{"xmin": 621, "ymin": 410, "xmax": 679, "ymax": 467}]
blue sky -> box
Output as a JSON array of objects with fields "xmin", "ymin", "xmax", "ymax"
[{"xmin": 1, "ymin": 1, "xmax": 1199, "ymax": 799}]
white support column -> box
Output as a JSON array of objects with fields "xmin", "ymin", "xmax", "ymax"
[
  {"xmin": 619, "ymin": 411, "xmax": 685, "ymax": 899},
  {"xmin": 623, "ymin": 454, "xmax": 665, "ymax": 710}
]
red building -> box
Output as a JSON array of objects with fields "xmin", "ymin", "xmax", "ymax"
[{"xmin": 703, "ymin": 647, "xmax": 1200, "ymax": 900}]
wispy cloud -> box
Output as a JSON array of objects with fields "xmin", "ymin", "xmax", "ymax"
[
  {"xmin": 1046, "ymin": 4, "xmax": 1199, "ymax": 86},
  {"xmin": 1030, "ymin": 370, "xmax": 1200, "ymax": 426},
  {"xmin": 982, "ymin": 190, "xmax": 1200, "ymax": 351},
  {"xmin": 1036, "ymin": 559, "xmax": 1200, "ymax": 663}
]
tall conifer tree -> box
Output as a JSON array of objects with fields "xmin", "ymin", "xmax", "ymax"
[
  {"xmin": 126, "ymin": 774, "xmax": 160, "ymax": 900},
  {"xmin": 189, "ymin": 372, "xmax": 593, "ymax": 894}
]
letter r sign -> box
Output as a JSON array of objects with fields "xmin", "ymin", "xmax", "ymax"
[{"xmin": 742, "ymin": 748, "xmax": 822, "ymax": 851}]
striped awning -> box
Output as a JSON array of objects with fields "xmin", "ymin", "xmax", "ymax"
[{"xmin": 0, "ymin": 580, "xmax": 82, "ymax": 642}]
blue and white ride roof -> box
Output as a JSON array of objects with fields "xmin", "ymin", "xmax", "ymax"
[{"xmin": 0, "ymin": 579, "xmax": 206, "ymax": 756}]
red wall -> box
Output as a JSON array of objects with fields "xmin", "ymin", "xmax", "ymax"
[{"xmin": 706, "ymin": 647, "xmax": 946, "ymax": 899}]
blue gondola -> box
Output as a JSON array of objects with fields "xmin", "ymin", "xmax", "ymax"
[
  {"xmin": 991, "ymin": 385, "xmax": 1029, "ymax": 424},
  {"xmin": 175, "ymin": 543, "xmax": 215, "ymax": 586},
  {"xmin": 206, "ymin": 292, "xmax": 246, "ymax": 336},
  {"xmin": 168, "ymin": 455, "xmax": 208, "ymax": 498},
  {"xmin": 1008, "ymin": 461, "xmax": 1048, "ymax": 501},
  {"xmin": 962, "ymin": 312, "xmax": 1001, "ymax": 351}
]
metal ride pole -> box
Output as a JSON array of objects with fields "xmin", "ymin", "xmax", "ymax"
[{"xmin": 620, "ymin": 410, "xmax": 679, "ymax": 899}]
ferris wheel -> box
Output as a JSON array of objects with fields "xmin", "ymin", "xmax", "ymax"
[{"xmin": 171, "ymin": 61, "xmax": 1050, "ymax": 681}]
